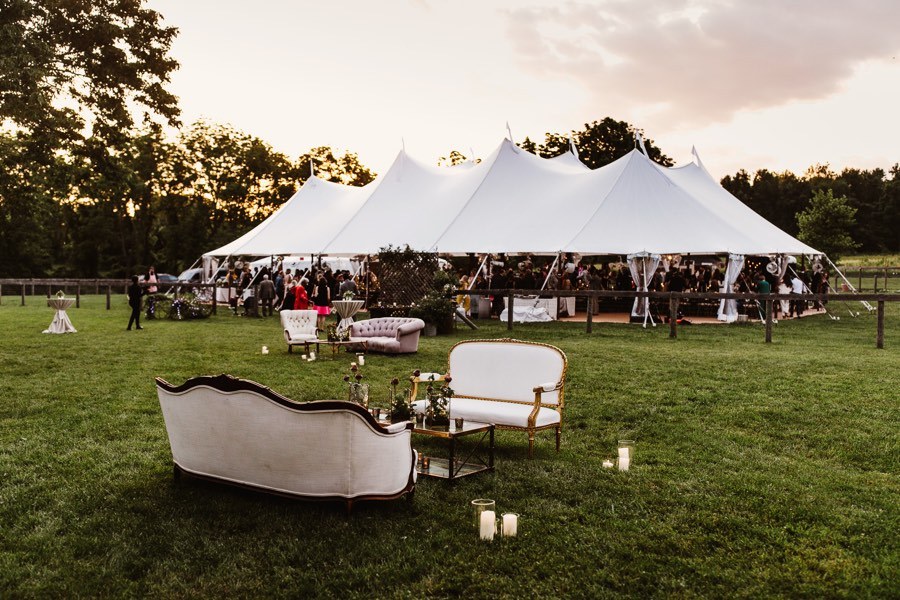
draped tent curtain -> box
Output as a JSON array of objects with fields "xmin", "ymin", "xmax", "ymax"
[
  {"xmin": 627, "ymin": 253, "xmax": 661, "ymax": 320},
  {"xmin": 717, "ymin": 254, "xmax": 745, "ymax": 322}
]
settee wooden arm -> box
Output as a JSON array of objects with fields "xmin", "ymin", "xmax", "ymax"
[{"xmin": 409, "ymin": 372, "xmax": 447, "ymax": 401}]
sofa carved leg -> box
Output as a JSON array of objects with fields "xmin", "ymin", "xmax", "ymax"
[
  {"xmin": 288, "ymin": 345, "xmax": 292, "ymax": 354},
  {"xmin": 345, "ymin": 500, "xmax": 354, "ymax": 515},
  {"xmin": 528, "ymin": 433, "xmax": 535, "ymax": 459},
  {"xmin": 173, "ymin": 464, "xmax": 182, "ymax": 481},
  {"xmin": 556, "ymin": 428, "xmax": 561, "ymax": 452}
]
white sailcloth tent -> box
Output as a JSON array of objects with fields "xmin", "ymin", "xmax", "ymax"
[
  {"xmin": 204, "ymin": 137, "xmax": 819, "ymax": 267},
  {"xmin": 203, "ymin": 175, "xmax": 370, "ymax": 258}
]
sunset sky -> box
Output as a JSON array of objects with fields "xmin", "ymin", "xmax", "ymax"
[{"xmin": 147, "ymin": 0, "xmax": 900, "ymax": 180}]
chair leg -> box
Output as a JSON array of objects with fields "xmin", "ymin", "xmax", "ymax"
[
  {"xmin": 288, "ymin": 345, "xmax": 292, "ymax": 354},
  {"xmin": 556, "ymin": 427, "xmax": 561, "ymax": 452},
  {"xmin": 528, "ymin": 433, "xmax": 535, "ymax": 459},
  {"xmin": 345, "ymin": 499, "xmax": 354, "ymax": 516}
]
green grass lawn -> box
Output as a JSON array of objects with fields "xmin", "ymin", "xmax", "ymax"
[{"xmin": 1, "ymin": 296, "xmax": 898, "ymax": 598}]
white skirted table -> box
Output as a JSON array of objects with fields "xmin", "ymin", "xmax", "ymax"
[
  {"xmin": 332, "ymin": 299, "xmax": 366, "ymax": 335},
  {"xmin": 43, "ymin": 297, "xmax": 77, "ymax": 334}
]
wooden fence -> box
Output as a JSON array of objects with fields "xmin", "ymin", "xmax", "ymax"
[
  {"xmin": 453, "ymin": 288, "xmax": 897, "ymax": 349},
  {"xmin": 2, "ymin": 278, "xmax": 896, "ymax": 349}
]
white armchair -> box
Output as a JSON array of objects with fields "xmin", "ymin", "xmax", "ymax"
[{"xmin": 281, "ymin": 309, "xmax": 319, "ymax": 352}]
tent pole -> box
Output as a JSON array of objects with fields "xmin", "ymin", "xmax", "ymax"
[
  {"xmin": 825, "ymin": 255, "xmax": 874, "ymax": 313},
  {"xmin": 540, "ymin": 254, "xmax": 561, "ymax": 291},
  {"xmin": 470, "ymin": 254, "xmax": 489, "ymax": 290}
]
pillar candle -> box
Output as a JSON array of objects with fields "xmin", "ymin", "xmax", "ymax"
[
  {"xmin": 358, "ymin": 355, "xmax": 365, "ymax": 366},
  {"xmin": 618, "ymin": 447, "xmax": 630, "ymax": 471},
  {"xmin": 502, "ymin": 513, "xmax": 518, "ymax": 537},
  {"xmin": 480, "ymin": 510, "xmax": 495, "ymax": 540}
]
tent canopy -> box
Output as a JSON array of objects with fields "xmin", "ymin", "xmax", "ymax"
[{"xmin": 203, "ymin": 138, "xmax": 819, "ymax": 260}]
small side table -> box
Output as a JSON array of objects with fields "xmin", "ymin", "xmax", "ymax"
[{"xmin": 412, "ymin": 421, "xmax": 494, "ymax": 482}]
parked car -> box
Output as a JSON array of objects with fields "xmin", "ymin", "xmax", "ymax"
[{"xmin": 155, "ymin": 273, "xmax": 178, "ymax": 292}]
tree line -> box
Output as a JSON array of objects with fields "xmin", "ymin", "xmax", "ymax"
[{"xmin": 0, "ymin": 1, "xmax": 896, "ymax": 278}]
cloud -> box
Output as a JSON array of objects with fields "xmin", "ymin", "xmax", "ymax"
[{"xmin": 505, "ymin": 0, "xmax": 900, "ymax": 128}]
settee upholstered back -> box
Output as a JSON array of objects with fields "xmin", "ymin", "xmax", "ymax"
[
  {"xmin": 156, "ymin": 375, "xmax": 415, "ymax": 500},
  {"xmin": 350, "ymin": 317, "xmax": 423, "ymax": 340},
  {"xmin": 448, "ymin": 339, "xmax": 566, "ymax": 405},
  {"xmin": 281, "ymin": 310, "xmax": 318, "ymax": 337}
]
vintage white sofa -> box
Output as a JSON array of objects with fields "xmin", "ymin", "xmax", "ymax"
[
  {"xmin": 156, "ymin": 375, "xmax": 416, "ymax": 511},
  {"xmin": 349, "ymin": 317, "xmax": 425, "ymax": 354},
  {"xmin": 281, "ymin": 309, "xmax": 319, "ymax": 352},
  {"xmin": 412, "ymin": 339, "xmax": 567, "ymax": 458}
]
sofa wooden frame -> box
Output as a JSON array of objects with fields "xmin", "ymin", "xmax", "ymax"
[{"xmin": 156, "ymin": 374, "xmax": 416, "ymax": 512}]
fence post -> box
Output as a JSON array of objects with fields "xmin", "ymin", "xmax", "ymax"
[
  {"xmin": 507, "ymin": 291, "xmax": 514, "ymax": 331},
  {"xmin": 669, "ymin": 296, "xmax": 678, "ymax": 338},
  {"xmin": 876, "ymin": 300, "xmax": 885, "ymax": 349},
  {"xmin": 21, "ymin": 284, "xmax": 25, "ymax": 306},
  {"xmin": 874, "ymin": 272, "xmax": 879, "ymax": 292},
  {"xmin": 106, "ymin": 285, "xmax": 111, "ymax": 310},
  {"xmin": 858, "ymin": 269, "xmax": 862, "ymax": 291},
  {"xmin": 212, "ymin": 283, "xmax": 217, "ymax": 315},
  {"xmin": 765, "ymin": 297, "xmax": 774, "ymax": 343},
  {"xmin": 586, "ymin": 292, "xmax": 593, "ymax": 334},
  {"xmin": 76, "ymin": 284, "xmax": 80, "ymax": 308}
]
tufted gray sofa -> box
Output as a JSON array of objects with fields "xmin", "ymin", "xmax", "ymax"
[{"xmin": 349, "ymin": 317, "xmax": 425, "ymax": 354}]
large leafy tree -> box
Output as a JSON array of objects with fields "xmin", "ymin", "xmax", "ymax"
[
  {"xmin": 0, "ymin": 0, "xmax": 180, "ymax": 145},
  {"xmin": 520, "ymin": 118, "xmax": 672, "ymax": 169},
  {"xmin": 797, "ymin": 189, "xmax": 859, "ymax": 260},
  {"xmin": 179, "ymin": 121, "xmax": 298, "ymax": 252},
  {"xmin": 296, "ymin": 146, "xmax": 376, "ymax": 187}
]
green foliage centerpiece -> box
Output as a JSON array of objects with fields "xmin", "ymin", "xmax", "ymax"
[
  {"xmin": 388, "ymin": 377, "xmax": 413, "ymax": 423},
  {"xmin": 423, "ymin": 373, "xmax": 452, "ymax": 429}
]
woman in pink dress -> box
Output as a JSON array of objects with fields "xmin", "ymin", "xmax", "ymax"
[{"xmin": 312, "ymin": 272, "xmax": 331, "ymax": 329}]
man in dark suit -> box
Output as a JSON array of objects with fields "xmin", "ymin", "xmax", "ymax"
[{"xmin": 127, "ymin": 275, "xmax": 144, "ymax": 330}]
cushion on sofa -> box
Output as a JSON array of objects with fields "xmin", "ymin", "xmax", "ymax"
[{"xmin": 412, "ymin": 398, "xmax": 561, "ymax": 429}]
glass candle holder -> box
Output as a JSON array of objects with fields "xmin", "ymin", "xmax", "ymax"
[
  {"xmin": 617, "ymin": 439, "xmax": 634, "ymax": 471},
  {"xmin": 422, "ymin": 456, "xmax": 430, "ymax": 470},
  {"xmin": 471, "ymin": 498, "xmax": 496, "ymax": 530},
  {"xmin": 454, "ymin": 417, "xmax": 464, "ymax": 430}
]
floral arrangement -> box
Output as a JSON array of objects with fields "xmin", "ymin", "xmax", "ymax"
[
  {"xmin": 342, "ymin": 290, "xmax": 355, "ymax": 300},
  {"xmin": 389, "ymin": 377, "xmax": 413, "ymax": 423},
  {"xmin": 326, "ymin": 323, "xmax": 349, "ymax": 341},
  {"xmin": 55, "ymin": 290, "xmax": 65, "ymax": 299},
  {"xmin": 343, "ymin": 362, "xmax": 368, "ymax": 407},
  {"xmin": 414, "ymin": 369, "xmax": 453, "ymax": 428},
  {"xmin": 147, "ymin": 294, "xmax": 211, "ymax": 320}
]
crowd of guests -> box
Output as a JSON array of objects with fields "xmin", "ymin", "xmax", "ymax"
[
  {"xmin": 223, "ymin": 263, "xmax": 362, "ymax": 328},
  {"xmin": 453, "ymin": 254, "xmax": 830, "ymax": 320}
]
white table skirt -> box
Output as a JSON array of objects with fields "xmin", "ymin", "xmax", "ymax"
[
  {"xmin": 499, "ymin": 306, "xmax": 553, "ymax": 323},
  {"xmin": 44, "ymin": 298, "xmax": 77, "ymax": 334},
  {"xmin": 332, "ymin": 300, "xmax": 365, "ymax": 335},
  {"xmin": 504, "ymin": 296, "xmax": 557, "ymax": 320}
]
